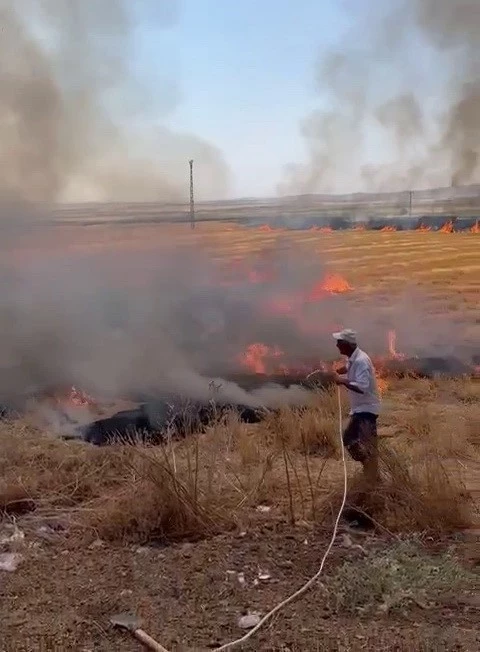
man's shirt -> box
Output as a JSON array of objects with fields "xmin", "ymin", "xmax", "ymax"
[{"xmin": 344, "ymin": 347, "xmax": 381, "ymax": 415}]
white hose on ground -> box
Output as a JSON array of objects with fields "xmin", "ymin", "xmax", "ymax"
[
  {"xmin": 141, "ymin": 387, "xmax": 348, "ymax": 652},
  {"xmin": 212, "ymin": 385, "xmax": 348, "ymax": 651}
]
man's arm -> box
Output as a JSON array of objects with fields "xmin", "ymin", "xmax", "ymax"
[{"xmin": 333, "ymin": 364, "xmax": 370, "ymax": 394}]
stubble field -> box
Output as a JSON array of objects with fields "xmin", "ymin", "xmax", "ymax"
[{"xmin": 1, "ymin": 222, "xmax": 479, "ymax": 651}]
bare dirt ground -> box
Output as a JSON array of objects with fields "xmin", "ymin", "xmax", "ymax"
[{"xmin": 1, "ymin": 223, "xmax": 479, "ymax": 651}]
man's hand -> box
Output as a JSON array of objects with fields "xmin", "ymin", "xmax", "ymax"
[
  {"xmin": 331, "ymin": 371, "xmax": 345, "ymax": 385},
  {"xmin": 331, "ymin": 372, "xmax": 364, "ymax": 394}
]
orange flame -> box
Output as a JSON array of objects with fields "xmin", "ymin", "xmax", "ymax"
[
  {"xmin": 238, "ymin": 343, "xmax": 284, "ymax": 374},
  {"xmin": 416, "ymin": 223, "xmax": 431, "ymax": 232},
  {"xmin": 470, "ymin": 220, "xmax": 480, "ymax": 233},
  {"xmin": 308, "ymin": 273, "xmax": 352, "ymax": 300},
  {"xmin": 387, "ymin": 329, "xmax": 405, "ymax": 360},
  {"xmin": 381, "ymin": 225, "xmax": 397, "ymax": 232},
  {"xmin": 238, "ymin": 329, "xmax": 403, "ymax": 382},
  {"xmin": 439, "ymin": 220, "xmax": 454, "ymax": 233},
  {"xmin": 47, "ymin": 385, "xmax": 98, "ymax": 409},
  {"xmin": 376, "ymin": 375, "xmax": 389, "ymax": 395}
]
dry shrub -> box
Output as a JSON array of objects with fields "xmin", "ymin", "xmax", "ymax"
[
  {"xmin": 0, "ymin": 421, "xmax": 128, "ymax": 514},
  {"xmin": 320, "ymin": 443, "xmax": 472, "ymax": 534},
  {"xmin": 1, "ymin": 375, "xmax": 476, "ymax": 544},
  {"xmin": 385, "ymin": 377, "xmax": 439, "ymax": 403},
  {"xmin": 81, "ymin": 423, "xmax": 279, "ymax": 542},
  {"xmin": 0, "ymin": 414, "xmax": 277, "ymax": 543},
  {"xmin": 463, "ymin": 404, "xmax": 480, "ymax": 447},
  {"xmin": 443, "ymin": 378, "xmax": 480, "ymax": 405},
  {"xmin": 262, "ymin": 388, "xmax": 344, "ymax": 457},
  {"xmin": 397, "ymin": 401, "xmax": 477, "ymax": 461}
]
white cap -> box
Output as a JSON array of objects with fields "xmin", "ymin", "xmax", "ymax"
[{"xmin": 332, "ymin": 328, "xmax": 357, "ymax": 345}]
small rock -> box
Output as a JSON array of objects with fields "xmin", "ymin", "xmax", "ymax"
[
  {"xmin": 277, "ymin": 559, "xmax": 294, "ymax": 569},
  {"xmin": 135, "ymin": 546, "xmax": 150, "ymax": 555},
  {"xmin": 256, "ymin": 505, "xmax": 271, "ymax": 513},
  {"xmin": 120, "ymin": 589, "xmax": 133, "ymax": 597},
  {"xmin": 258, "ymin": 570, "xmax": 271, "ymax": 581},
  {"xmin": 341, "ymin": 533, "xmax": 354, "ymax": 548},
  {"xmin": 237, "ymin": 572, "xmax": 246, "ymax": 586},
  {"xmin": 0, "ymin": 552, "xmax": 23, "ymax": 572},
  {"xmin": 0, "ymin": 525, "xmax": 25, "ymax": 547},
  {"xmin": 36, "ymin": 525, "xmax": 56, "ymax": 541},
  {"xmin": 88, "ymin": 539, "xmax": 104, "ymax": 549},
  {"xmin": 238, "ymin": 612, "xmax": 261, "ymax": 629}
]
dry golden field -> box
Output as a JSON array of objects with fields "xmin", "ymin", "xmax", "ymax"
[{"xmin": 1, "ymin": 222, "xmax": 479, "ymax": 651}]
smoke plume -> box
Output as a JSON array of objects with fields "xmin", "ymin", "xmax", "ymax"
[
  {"xmin": 0, "ymin": 2, "xmax": 475, "ymax": 420},
  {"xmin": 0, "ymin": 0, "xmax": 230, "ymax": 203},
  {"xmin": 279, "ymin": 0, "xmax": 480, "ymax": 195},
  {"xmin": 0, "ymin": 225, "xmax": 474, "ymax": 414}
]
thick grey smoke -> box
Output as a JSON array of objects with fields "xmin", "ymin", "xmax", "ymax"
[
  {"xmin": 0, "ymin": 224, "xmax": 474, "ymax": 414},
  {"xmin": 0, "ymin": 1, "xmax": 475, "ymax": 418},
  {"xmin": 279, "ymin": 0, "xmax": 480, "ymax": 195},
  {"xmin": 0, "ymin": 0, "xmax": 230, "ymax": 203}
]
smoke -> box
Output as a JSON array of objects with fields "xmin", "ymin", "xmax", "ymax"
[
  {"xmin": 0, "ymin": 0, "xmax": 230, "ymax": 203},
  {"xmin": 0, "ymin": 224, "xmax": 474, "ymax": 417},
  {"xmin": 0, "ymin": 1, "xmax": 475, "ymax": 419},
  {"xmin": 279, "ymin": 0, "xmax": 480, "ymax": 195}
]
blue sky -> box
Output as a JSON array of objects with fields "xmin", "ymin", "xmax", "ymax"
[{"xmin": 134, "ymin": 0, "xmax": 351, "ymax": 198}]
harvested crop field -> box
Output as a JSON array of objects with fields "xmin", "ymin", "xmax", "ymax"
[{"xmin": 1, "ymin": 222, "xmax": 479, "ymax": 651}]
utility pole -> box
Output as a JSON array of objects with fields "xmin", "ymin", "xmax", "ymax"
[{"xmin": 189, "ymin": 159, "xmax": 195, "ymax": 230}]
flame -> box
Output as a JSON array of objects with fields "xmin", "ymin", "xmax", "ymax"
[
  {"xmin": 42, "ymin": 385, "xmax": 99, "ymax": 413},
  {"xmin": 470, "ymin": 220, "xmax": 480, "ymax": 233},
  {"xmin": 381, "ymin": 225, "xmax": 397, "ymax": 232},
  {"xmin": 353, "ymin": 224, "xmax": 366, "ymax": 231},
  {"xmin": 387, "ymin": 329, "xmax": 405, "ymax": 360},
  {"xmin": 416, "ymin": 223, "xmax": 431, "ymax": 232},
  {"xmin": 376, "ymin": 375, "xmax": 389, "ymax": 395},
  {"xmin": 238, "ymin": 343, "xmax": 284, "ymax": 374},
  {"xmin": 67, "ymin": 386, "xmax": 96, "ymax": 406},
  {"xmin": 439, "ymin": 220, "xmax": 454, "ymax": 233},
  {"xmin": 308, "ymin": 273, "xmax": 352, "ymax": 298}
]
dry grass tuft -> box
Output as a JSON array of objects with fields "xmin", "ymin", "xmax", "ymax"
[
  {"xmin": 262, "ymin": 388, "xmax": 345, "ymax": 457},
  {"xmin": 322, "ymin": 443, "xmax": 472, "ymax": 534},
  {"xmin": 0, "ymin": 415, "xmax": 278, "ymax": 543},
  {"xmin": 0, "ymin": 378, "xmax": 477, "ymax": 543},
  {"xmin": 0, "ymin": 421, "xmax": 128, "ymax": 515}
]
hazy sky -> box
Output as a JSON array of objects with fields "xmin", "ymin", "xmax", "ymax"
[
  {"xmin": 134, "ymin": 0, "xmax": 349, "ymax": 198},
  {"xmin": 7, "ymin": 0, "xmax": 474, "ymax": 202}
]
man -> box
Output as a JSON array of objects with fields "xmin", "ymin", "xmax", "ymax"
[{"xmin": 331, "ymin": 328, "xmax": 381, "ymax": 486}]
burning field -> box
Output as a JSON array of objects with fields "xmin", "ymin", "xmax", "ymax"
[
  {"xmin": 1, "ymin": 219, "xmax": 478, "ymax": 441},
  {"xmin": 1, "ymin": 221, "xmax": 479, "ymax": 651}
]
